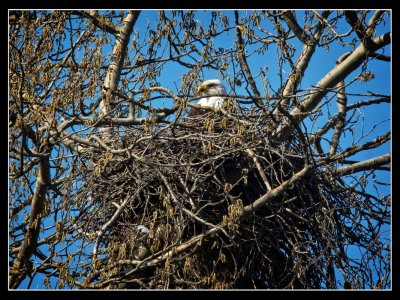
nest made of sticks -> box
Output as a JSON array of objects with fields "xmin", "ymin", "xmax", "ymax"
[{"xmin": 75, "ymin": 112, "xmax": 351, "ymax": 289}]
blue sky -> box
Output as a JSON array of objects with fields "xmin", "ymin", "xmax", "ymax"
[
  {"xmin": 11, "ymin": 10, "xmax": 391, "ymax": 289},
  {"xmin": 134, "ymin": 10, "xmax": 390, "ymax": 176}
]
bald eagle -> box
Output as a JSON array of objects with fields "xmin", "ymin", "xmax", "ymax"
[{"xmin": 188, "ymin": 79, "xmax": 227, "ymax": 117}]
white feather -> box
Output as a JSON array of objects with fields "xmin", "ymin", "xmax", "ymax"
[
  {"xmin": 197, "ymin": 96, "xmax": 224, "ymax": 109},
  {"xmin": 136, "ymin": 225, "xmax": 150, "ymax": 234},
  {"xmin": 196, "ymin": 79, "xmax": 226, "ymax": 111}
]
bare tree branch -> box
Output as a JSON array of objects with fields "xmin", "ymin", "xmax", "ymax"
[
  {"xmin": 10, "ymin": 155, "xmax": 51, "ymax": 288},
  {"xmin": 9, "ymin": 10, "xmax": 390, "ymax": 290},
  {"xmin": 99, "ymin": 11, "xmax": 141, "ymax": 140},
  {"xmin": 332, "ymin": 154, "xmax": 390, "ymax": 176},
  {"xmin": 72, "ymin": 10, "xmax": 120, "ymax": 35},
  {"xmin": 278, "ymin": 10, "xmax": 330, "ymax": 113},
  {"xmin": 329, "ymin": 52, "xmax": 352, "ymax": 157},
  {"xmin": 274, "ymin": 32, "xmax": 391, "ymax": 141},
  {"xmin": 234, "ymin": 11, "xmax": 262, "ymax": 105}
]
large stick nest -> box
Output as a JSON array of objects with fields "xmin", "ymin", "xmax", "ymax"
[{"xmin": 76, "ymin": 112, "xmax": 352, "ymax": 289}]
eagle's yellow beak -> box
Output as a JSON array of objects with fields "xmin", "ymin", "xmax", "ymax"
[{"xmin": 197, "ymin": 84, "xmax": 206, "ymax": 94}]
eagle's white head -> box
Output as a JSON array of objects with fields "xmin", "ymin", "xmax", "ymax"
[
  {"xmin": 195, "ymin": 79, "xmax": 226, "ymax": 110},
  {"xmin": 197, "ymin": 79, "xmax": 227, "ymax": 97}
]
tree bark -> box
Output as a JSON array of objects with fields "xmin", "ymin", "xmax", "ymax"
[
  {"xmin": 10, "ymin": 155, "xmax": 51, "ymax": 288},
  {"xmin": 332, "ymin": 154, "xmax": 390, "ymax": 176},
  {"xmin": 274, "ymin": 32, "xmax": 391, "ymax": 141},
  {"xmin": 99, "ymin": 11, "xmax": 140, "ymax": 141}
]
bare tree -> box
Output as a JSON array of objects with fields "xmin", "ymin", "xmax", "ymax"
[{"xmin": 9, "ymin": 10, "xmax": 391, "ymax": 289}]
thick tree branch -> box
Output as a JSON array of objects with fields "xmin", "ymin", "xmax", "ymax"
[
  {"xmin": 9, "ymin": 10, "xmax": 390, "ymax": 290},
  {"xmin": 332, "ymin": 154, "xmax": 390, "ymax": 176},
  {"xmin": 368, "ymin": 52, "xmax": 390, "ymax": 62},
  {"xmin": 274, "ymin": 32, "xmax": 391, "ymax": 141},
  {"xmin": 243, "ymin": 165, "xmax": 310, "ymax": 213},
  {"xmin": 344, "ymin": 11, "xmax": 375, "ymax": 49},
  {"xmin": 10, "ymin": 155, "xmax": 51, "ymax": 288},
  {"xmin": 278, "ymin": 10, "xmax": 330, "ymax": 113},
  {"xmin": 99, "ymin": 11, "xmax": 140, "ymax": 139},
  {"xmin": 281, "ymin": 10, "xmax": 313, "ymax": 45},
  {"xmin": 316, "ymin": 132, "xmax": 390, "ymax": 168},
  {"xmin": 329, "ymin": 53, "xmax": 352, "ymax": 157}
]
